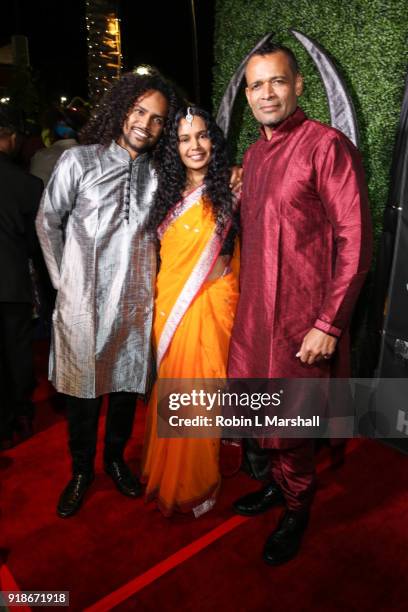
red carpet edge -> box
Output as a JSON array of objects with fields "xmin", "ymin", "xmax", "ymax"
[
  {"xmin": 85, "ymin": 439, "xmax": 361, "ymax": 611},
  {"xmin": 0, "ymin": 563, "xmax": 31, "ymax": 612},
  {"xmin": 84, "ymin": 515, "xmax": 248, "ymax": 612}
]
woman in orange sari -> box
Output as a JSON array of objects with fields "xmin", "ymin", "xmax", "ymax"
[{"xmin": 142, "ymin": 106, "xmax": 239, "ymax": 517}]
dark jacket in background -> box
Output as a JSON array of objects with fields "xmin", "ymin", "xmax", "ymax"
[{"xmin": 0, "ymin": 151, "xmax": 43, "ymax": 303}]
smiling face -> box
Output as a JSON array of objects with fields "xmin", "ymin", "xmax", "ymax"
[
  {"xmin": 245, "ymin": 51, "xmax": 303, "ymax": 138},
  {"xmin": 117, "ymin": 89, "xmax": 168, "ymax": 158},
  {"xmin": 177, "ymin": 115, "xmax": 212, "ymax": 177}
]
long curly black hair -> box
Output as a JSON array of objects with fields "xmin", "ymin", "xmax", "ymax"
[
  {"xmin": 80, "ymin": 71, "xmax": 180, "ymax": 146},
  {"xmin": 149, "ymin": 106, "xmax": 235, "ymax": 235}
]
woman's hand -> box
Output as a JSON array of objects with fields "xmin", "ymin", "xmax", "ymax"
[
  {"xmin": 207, "ymin": 255, "xmax": 232, "ymax": 281},
  {"xmin": 229, "ymin": 166, "xmax": 243, "ymax": 195}
]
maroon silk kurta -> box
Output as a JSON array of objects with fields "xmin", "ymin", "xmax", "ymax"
[{"xmin": 228, "ymin": 107, "xmax": 372, "ymax": 385}]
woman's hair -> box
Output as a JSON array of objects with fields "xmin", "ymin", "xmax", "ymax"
[
  {"xmin": 149, "ymin": 106, "xmax": 234, "ymax": 234},
  {"xmin": 80, "ymin": 71, "xmax": 180, "ymax": 146}
]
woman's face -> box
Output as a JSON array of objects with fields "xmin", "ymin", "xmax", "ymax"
[{"xmin": 177, "ymin": 115, "xmax": 212, "ymax": 174}]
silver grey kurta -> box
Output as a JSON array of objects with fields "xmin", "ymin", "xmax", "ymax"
[{"xmin": 36, "ymin": 140, "xmax": 157, "ymax": 398}]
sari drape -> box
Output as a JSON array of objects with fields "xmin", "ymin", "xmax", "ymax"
[{"xmin": 142, "ymin": 185, "xmax": 239, "ymax": 517}]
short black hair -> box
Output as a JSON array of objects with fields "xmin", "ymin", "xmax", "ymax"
[
  {"xmin": 248, "ymin": 41, "xmax": 300, "ymax": 76},
  {"xmin": 0, "ymin": 107, "xmax": 19, "ymax": 135}
]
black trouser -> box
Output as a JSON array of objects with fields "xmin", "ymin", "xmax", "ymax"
[
  {"xmin": 66, "ymin": 392, "xmax": 137, "ymax": 475},
  {"xmin": 0, "ymin": 302, "xmax": 35, "ymax": 439}
]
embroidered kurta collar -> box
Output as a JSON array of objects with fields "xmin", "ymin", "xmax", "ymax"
[
  {"xmin": 110, "ymin": 139, "xmax": 150, "ymax": 164},
  {"xmin": 259, "ymin": 106, "xmax": 307, "ymax": 141}
]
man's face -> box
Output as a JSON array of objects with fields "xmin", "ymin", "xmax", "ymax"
[
  {"xmin": 0, "ymin": 131, "xmax": 18, "ymax": 156},
  {"xmin": 245, "ymin": 51, "xmax": 303, "ymax": 135},
  {"xmin": 118, "ymin": 90, "xmax": 168, "ymax": 158}
]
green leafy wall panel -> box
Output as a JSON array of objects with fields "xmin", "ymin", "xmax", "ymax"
[{"xmin": 213, "ymin": 0, "xmax": 408, "ymax": 239}]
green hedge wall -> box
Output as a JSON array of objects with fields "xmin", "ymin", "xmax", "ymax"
[{"xmin": 213, "ymin": 0, "xmax": 408, "ymax": 239}]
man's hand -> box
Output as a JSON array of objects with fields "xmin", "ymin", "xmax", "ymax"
[
  {"xmin": 229, "ymin": 165, "xmax": 243, "ymax": 195},
  {"xmin": 296, "ymin": 328, "xmax": 338, "ymax": 365}
]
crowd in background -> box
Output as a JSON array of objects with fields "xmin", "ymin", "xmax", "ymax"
[{"xmin": 0, "ymin": 99, "xmax": 88, "ymax": 450}]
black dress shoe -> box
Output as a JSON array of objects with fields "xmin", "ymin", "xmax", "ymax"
[
  {"xmin": 263, "ymin": 509, "xmax": 309, "ymax": 565},
  {"xmin": 233, "ymin": 482, "xmax": 284, "ymax": 516},
  {"xmin": 104, "ymin": 460, "xmax": 143, "ymax": 498},
  {"xmin": 57, "ymin": 473, "xmax": 94, "ymax": 518}
]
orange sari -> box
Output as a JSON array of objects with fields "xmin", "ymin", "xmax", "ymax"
[{"xmin": 142, "ymin": 185, "xmax": 239, "ymax": 517}]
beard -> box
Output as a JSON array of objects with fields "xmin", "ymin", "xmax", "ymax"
[
  {"xmin": 263, "ymin": 119, "xmax": 284, "ymax": 127},
  {"xmin": 122, "ymin": 131, "xmax": 156, "ymax": 155},
  {"xmin": 261, "ymin": 106, "xmax": 297, "ymax": 128},
  {"xmin": 262, "ymin": 112, "xmax": 287, "ymax": 128}
]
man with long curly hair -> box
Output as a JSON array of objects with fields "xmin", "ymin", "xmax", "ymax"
[{"xmin": 36, "ymin": 71, "xmax": 179, "ymax": 518}]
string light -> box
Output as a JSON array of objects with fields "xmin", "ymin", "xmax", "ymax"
[{"xmin": 85, "ymin": 0, "xmax": 122, "ymax": 105}]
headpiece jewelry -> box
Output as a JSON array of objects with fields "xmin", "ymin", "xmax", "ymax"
[{"xmin": 185, "ymin": 106, "xmax": 194, "ymax": 125}]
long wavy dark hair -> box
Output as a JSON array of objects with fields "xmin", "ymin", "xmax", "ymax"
[
  {"xmin": 80, "ymin": 71, "xmax": 180, "ymax": 146},
  {"xmin": 149, "ymin": 106, "xmax": 234, "ymax": 234}
]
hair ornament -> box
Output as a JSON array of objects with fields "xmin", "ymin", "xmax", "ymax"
[{"xmin": 185, "ymin": 107, "xmax": 194, "ymax": 125}]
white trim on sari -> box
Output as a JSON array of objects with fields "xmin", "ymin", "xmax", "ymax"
[
  {"xmin": 193, "ymin": 496, "xmax": 216, "ymax": 518},
  {"xmin": 156, "ymin": 219, "xmax": 232, "ymax": 368},
  {"xmin": 157, "ymin": 184, "xmax": 205, "ymax": 240}
]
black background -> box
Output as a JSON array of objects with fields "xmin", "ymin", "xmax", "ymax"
[{"xmin": 0, "ymin": 0, "xmax": 216, "ymax": 110}]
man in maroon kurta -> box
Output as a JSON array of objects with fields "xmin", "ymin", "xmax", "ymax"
[{"xmin": 228, "ymin": 42, "xmax": 372, "ymax": 565}]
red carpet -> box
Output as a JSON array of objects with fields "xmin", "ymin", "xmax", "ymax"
[{"xmin": 1, "ymin": 343, "xmax": 408, "ymax": 611}]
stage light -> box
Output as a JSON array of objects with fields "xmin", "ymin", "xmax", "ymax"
[{"xmin": 134, "ymin": 65, "xmax": 152, "ymax": 76}]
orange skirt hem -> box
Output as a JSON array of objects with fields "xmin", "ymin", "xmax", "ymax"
[{"xmin": 142, "ymin": 478, "xmax": 220, "ymax": 518}]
